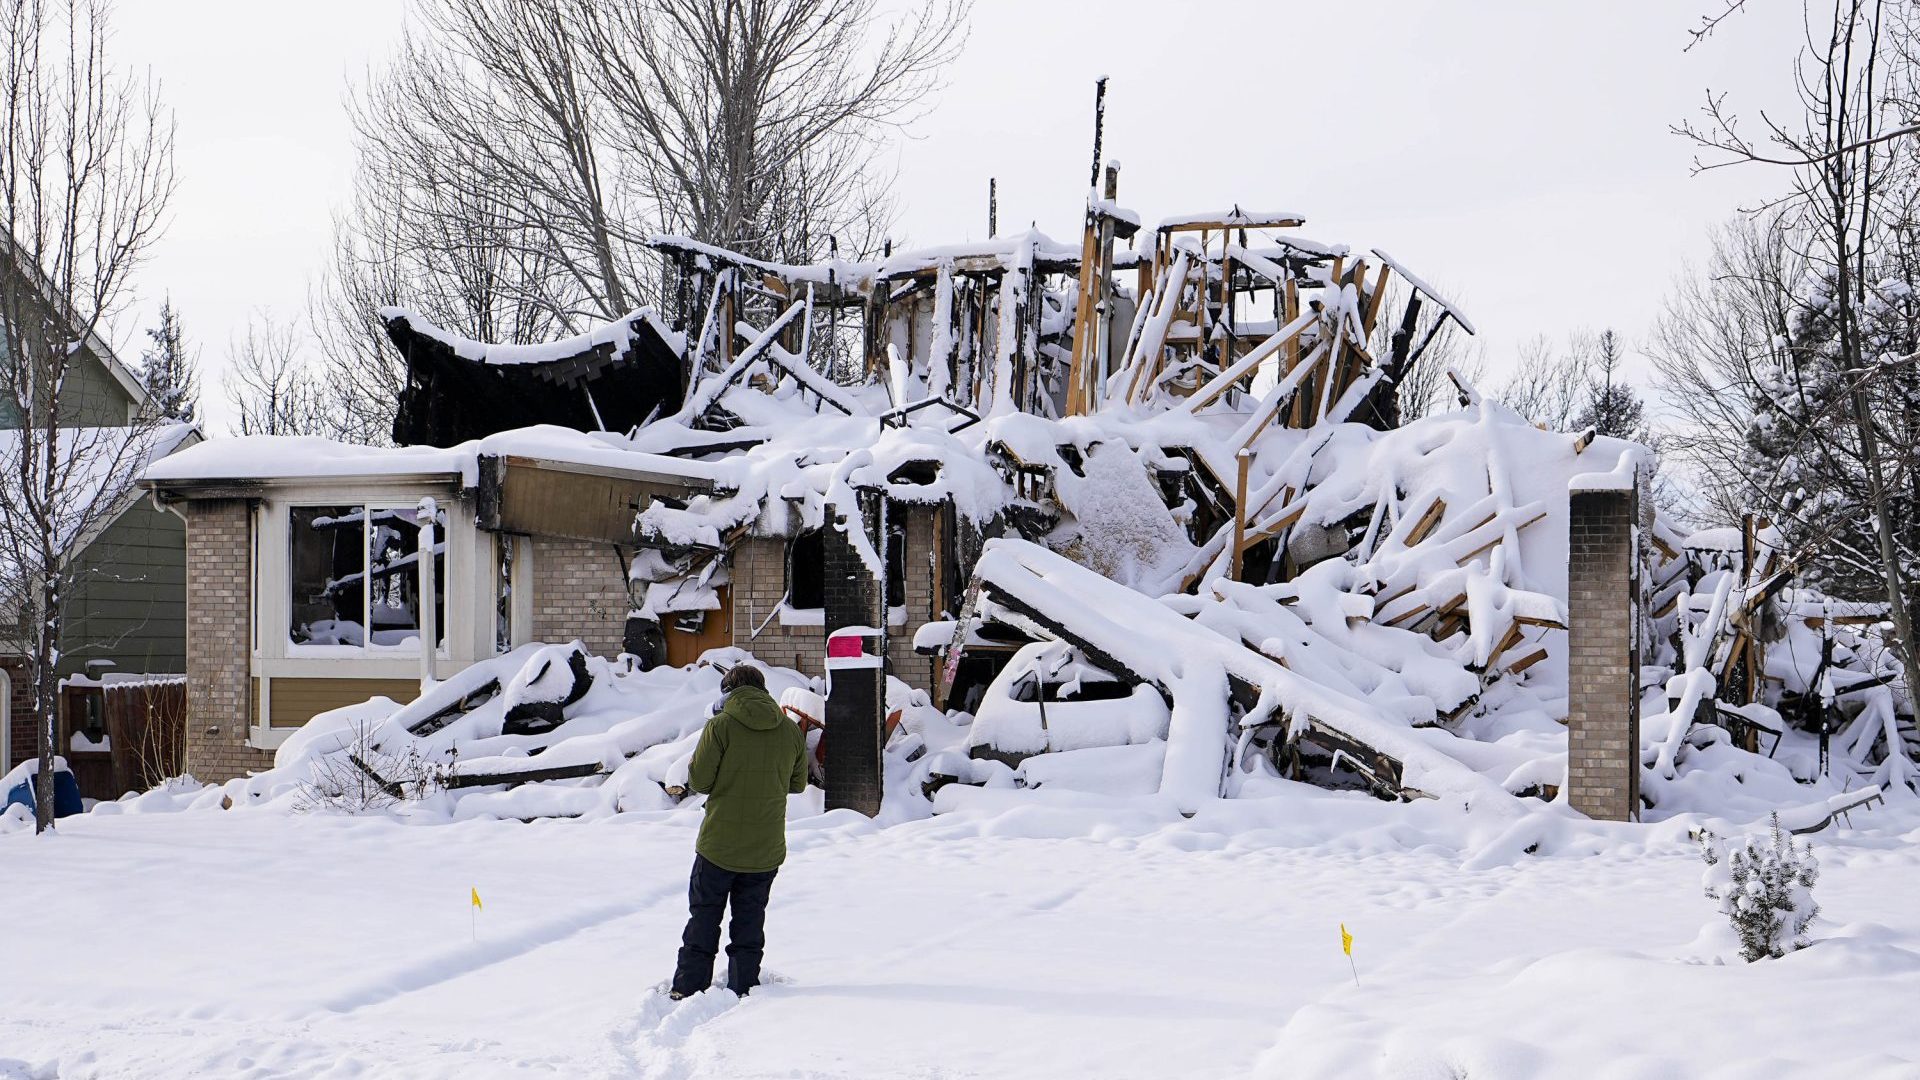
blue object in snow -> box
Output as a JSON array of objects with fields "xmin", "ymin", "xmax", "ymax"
[{"xmin": 4, "ymin": 768, "xmax": 83, "ymax": 819}]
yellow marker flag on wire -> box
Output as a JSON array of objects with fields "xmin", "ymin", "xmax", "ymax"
[
  {"xmin": 470, "ymin": 887, "xmax": 483, "ymax": 943},
  {"xmin": 472, "ymin": 887, "xmax": 484, "ymax": 911},
  {"xmin": 1340, "ymin": 923, "xmax": 1359, "ymax": 986}
]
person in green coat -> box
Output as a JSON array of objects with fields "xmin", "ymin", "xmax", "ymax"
[{"xmin": 669, "ymin": 663, "xmax": 809, "ymax": 999}]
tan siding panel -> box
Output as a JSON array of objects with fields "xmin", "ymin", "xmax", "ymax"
[
  {"xmin": 497, "ymin": 462, "xmax": 695, "ymax": 544},
  {"xmin": 267, "ymin": 677, "xmax": 420, "ymax": 728}
]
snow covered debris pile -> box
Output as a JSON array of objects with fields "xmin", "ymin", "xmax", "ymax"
[
  {"xmin": 124, "ymin": 179, "xmax": 1912, "ymax": 831},
  {"xmin": 940, "ymin": 396, "xmax": 1626, "ymax": 814},
  {"xmin": 927, "ymin": 395, "xmax": 1907, "ymax": 826},
  {"xmin": 1636, "ymin": 516, "xmax": 1912, "ymax": 820},
  {"xmin": 208, "ymin": 646, "xmax": 760, "ymax": 820},
  {"xmin": 177, "ymin": 645, "xmax": 948, "ymax": 824}
]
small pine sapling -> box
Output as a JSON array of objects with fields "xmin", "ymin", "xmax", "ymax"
[{"xmin": 1698, "ymin": 812, "xmax": 1821, "ymax": 962}]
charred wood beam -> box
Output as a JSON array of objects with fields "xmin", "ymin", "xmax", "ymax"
[
  {"xmin": 443, "ymin": 761, "xmax": 606, "ymax": 790},
  {"xmin": 404, "ymin": 678, "xmax": 506, "ymax": 737},
  {"xmin": 349, "ymin": 754, "xmax": 405, "ymax": 800}
]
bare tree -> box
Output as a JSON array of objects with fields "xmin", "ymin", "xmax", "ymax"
[
  {"xmin": 306, "ymin": 210, "xmax": 410, "ymax": 447},
  {"xmin": 1687, "ymin": 0, "xmax": 1755, "ymax": 51},
  {"xmin": 1491, "ymin": 334, "xmax": 1587, "ymax": 431},
  {"xmin": 225, "ymin": 313, "xmax": 332, "ymax": 438},
  {"xmin": 342, "ymin": 0, "xmax": 625, "ymax": 335},
  {"xmin": 1650, "ymin": 214, "xmax": 1805, "ymax": 526},
  {"xmin": 269, "ymin": 0, "xmax": 971, "ymax": 446},
  {"xmin": 0, "ymin": 0, "xmax": 174, "ymax": 833},
  {"xmin": 1678, "ymin": 0, "xmax": 1920, "ymax": 708},
  {"xmin": 581, "ymin": 0, "xmax": 966, "ymax": 262}
]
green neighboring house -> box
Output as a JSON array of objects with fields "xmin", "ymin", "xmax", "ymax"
[{"xmin": 0, "ymin": 320, "xmax": 199, "ymax": 778}]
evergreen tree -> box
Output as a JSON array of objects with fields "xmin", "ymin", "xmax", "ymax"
[
  {"xmin": 139, "ymin": 298, "xmax": 197, "ymax": 423},
  {"xmin": 1572, "ymin": 329, "xmax": 1646, "ymax": 440},
  {"xmin": 1699, "ymin": 814, "xmax": 1820, "ymax": 963}
]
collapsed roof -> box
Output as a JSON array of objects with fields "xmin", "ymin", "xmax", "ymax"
[{"xmin": 383, "ymin": 307, "xmax": 688, "ymax": 447}]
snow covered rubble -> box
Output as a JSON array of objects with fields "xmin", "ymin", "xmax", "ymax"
[
  {"xmin": 121, "ymin": 204, "xmax": 1912, "ymax": 836},
  {"xmin": 104, "ymin": 392, "xmax": 1902, "ymax": 845}
]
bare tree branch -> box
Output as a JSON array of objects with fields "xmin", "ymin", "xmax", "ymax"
[{"xmin": 1688, "ymin": 0, "xmax": 1754, "ymax": 52}]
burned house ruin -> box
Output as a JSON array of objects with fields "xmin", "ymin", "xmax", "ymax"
[{"xmin": 144, "ymin": 163, "xmax": 1907, "ymax": 831}]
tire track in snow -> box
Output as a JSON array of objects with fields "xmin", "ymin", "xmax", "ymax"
[{"xmin": 319, "ymin": 883, "xmax": 680, "ymax": 1016}]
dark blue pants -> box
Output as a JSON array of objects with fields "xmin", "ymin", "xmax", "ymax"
[{"xmin": 672, "ymin": 853, "xmax": 778, "ymax": 996}]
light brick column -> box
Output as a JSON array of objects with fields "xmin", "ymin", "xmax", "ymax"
[
  {"xmin": 184, "ymin": 499, "xmax": 273, "ymax": 782},
  {"xmin": 1566, "ymin": 485, "xmax": 1640, "ymax": 821}
]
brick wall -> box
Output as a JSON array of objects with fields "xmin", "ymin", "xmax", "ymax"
[
  {"xmin": 731, "ymin": 537, "xmax": 824, "ymax": 680},
  {"xmin": 184, "ymin": 499, "xmax": 273, "ymax": 782},
  {"xmin": 729, "ymin": 504, "xmax": 942, "ymax": 695},
  {"xmin": 2, "ymin": 658, "xmax": 30, "ymax": 776},
  {"xmin": 531, "ymin": 537, "xmax": 633, "ymax": 659},
  {"xmin": 1566, "ymin": 486, "xmax": 1640, "ymax": 821}
]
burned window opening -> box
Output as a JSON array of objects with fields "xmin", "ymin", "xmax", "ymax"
[
  {"xmin": 289, "ymin": 504, "xmax": 446, "ymax": 650},
  {"xmin": 886, "ymin": 517, "xmax": 907, "ymax": 610},
  {"xmin": 788, "ymin": 529, "xmax": 826, "ymax": 610}
]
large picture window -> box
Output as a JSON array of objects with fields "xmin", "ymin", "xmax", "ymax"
[{"xmin": 288, "ymin": 504, "xmax": 446, "ymax": 650}]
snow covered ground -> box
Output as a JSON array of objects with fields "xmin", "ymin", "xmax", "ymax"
[{"xmin": 4, "ymin": 792, "xmax": 1920, "ymax": 1079}]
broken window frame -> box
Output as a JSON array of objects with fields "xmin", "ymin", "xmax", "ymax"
[
  {"xmin": 285, "ymin": 502, "xmax": 450, "ymax": 656},
  {"xmin": 780, "ymin": 514, "xmax": 910, "ymax": 625},
  {"xmin": 495, "ymin": 532, "xmax": 532, "ymax": 654}
]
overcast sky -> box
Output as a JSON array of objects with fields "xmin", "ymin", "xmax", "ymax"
[{"xmin": 111, "ymin": 0, "xmax": 1807, "ymax": 434}]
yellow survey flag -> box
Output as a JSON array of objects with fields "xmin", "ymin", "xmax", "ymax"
[
  {"xmin": 471, "ymin": 887, "xmax": 483, "ymax": 911},
  {"xmin": 1340, "ymin": 923, "xmax": 1352, "ymax": 956}
]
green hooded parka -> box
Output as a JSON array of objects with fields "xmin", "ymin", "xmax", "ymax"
[{"xmin": 687, "ymin": 685, "xmax": 808, "ymax": 873}]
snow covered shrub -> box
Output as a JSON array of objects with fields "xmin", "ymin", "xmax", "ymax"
[
  {"xmin": 0, "ymin": 801, "xmax": 31, "ymax": 834},
  {"xmin": 295, "ymin": 719, "xmax": 444, "ymax": 814},
  {"xmin": 1698, "ymin": 813, "xmax": 1820, "ymax": 962}
]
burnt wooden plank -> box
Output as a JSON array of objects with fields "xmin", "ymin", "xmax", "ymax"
[{"xmin": 444, "ymin": 761, "xmax": 606, "ymax": 790}]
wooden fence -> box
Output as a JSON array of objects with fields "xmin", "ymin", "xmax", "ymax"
[{"xmin": 59, "ymin": 678, "xmax": 186, "ymax": 802}]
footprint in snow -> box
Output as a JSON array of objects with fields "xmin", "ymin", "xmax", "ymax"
[
  {"xmin": 647, "ymin": 989, "xmax": 741, "ymax": 1047},
  {"xmin": 628, "ymin": 971, "xmax": 794, "ymax": 1046},
  {"xmin": 1027, "ymin": 885, "xmax": 1083, "ymax": 911}
]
